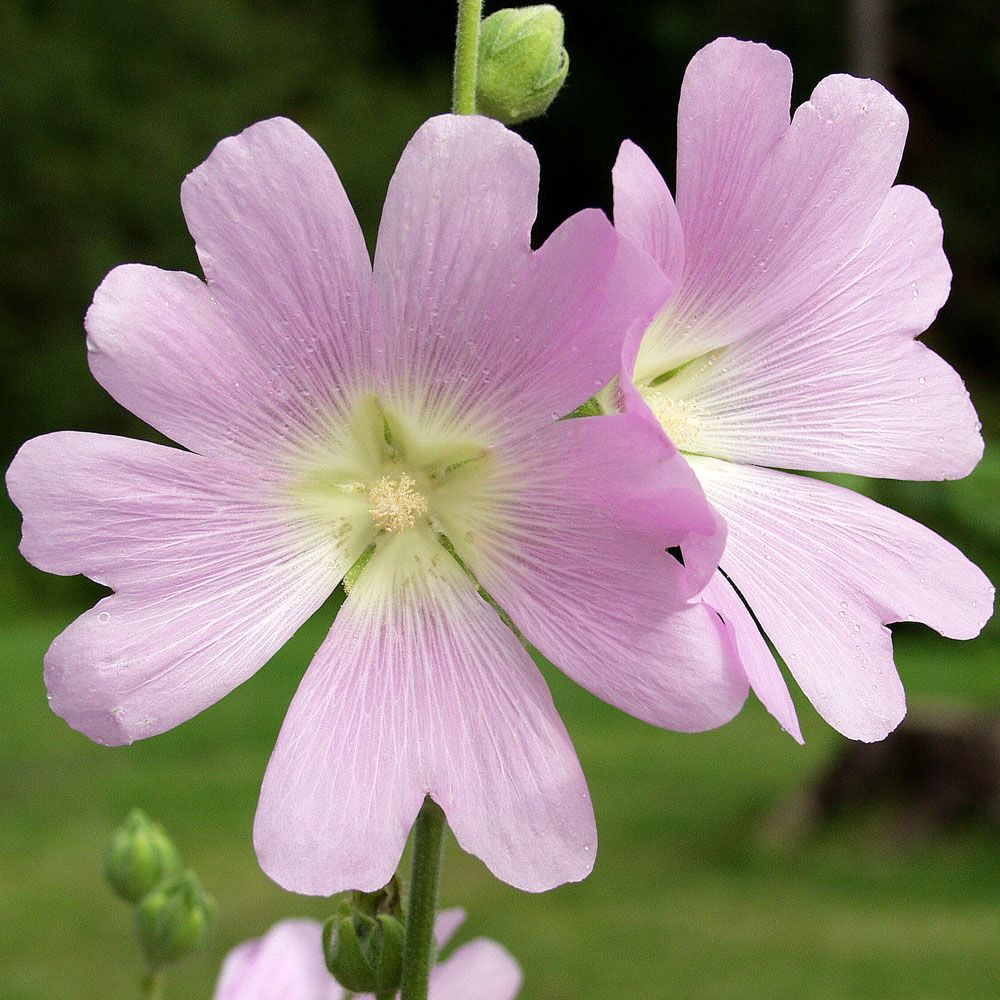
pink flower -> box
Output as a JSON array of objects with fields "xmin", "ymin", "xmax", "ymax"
[
  {"xmin": 213, "ymin": 910, "xmax": 521, "ymax": 1000},
  {"xmin": 7, "ymin": 114, "xmax": 748, "ymax": 893},
  {"xmin": 612, "ymin": 37, "xmax": 994, "ymax": 743}
]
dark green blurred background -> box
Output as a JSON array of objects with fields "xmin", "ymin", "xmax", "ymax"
[{"xmin": 2, "ymin": 2, "xmax": 998, "ymax": 998}]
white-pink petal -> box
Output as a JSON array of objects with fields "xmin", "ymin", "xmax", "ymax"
[
  {"xmin": 612, "ymin": 139, "xmax": 685, "ymax": 287},
  {"xmin": 254, "ymin": 530, "xmax": 595, "ymax": 896},
  {"xmin": 429, "ymin": 939, "xmax": 523, "ymax": 1000},
  {"xmin": 87, "ymin": 265, "xmax": 310, "ymax": 467},
  {"xmin": 437, "ymin": 414, "xmax": 747, "ymax": 732},
  {"xmin": 659, "ymin": 185, "xmax": 981, "ymax": 479},
  {"xmin": 692, "ymin": 457, "xmax": 994, "ymax": 741},
  {"xmin": 636, "ymin": 40, "xmax": 910, "ymax": 381},
  {"xmin": 373, "ymin": 115, "xmax": 669, "ymax": 445},
  {"xmin": 700, "ymin": 572, "xmax": 802, "ymax": 743},
  {"xmin": 6, "ymin": 432, "xmax": 359, "ymax": 745},
  {"xmin": 181, "ymin": 117, "xmax": 373, "ymax": 425},
  {"xmin": 214, "ymin": 919, "xmax": 339, "ymax": 1000}
]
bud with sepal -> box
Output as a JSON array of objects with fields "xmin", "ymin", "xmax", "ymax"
[
  {"xmin": 323, "ymin": 904, "xmax": 405, "ymax": 995},
  {"xmin": 103, "ymin": 809, "xmax": 182, "ymax": 905},
  {"xmin": 476, "ymin": 5, "xmax": 569, "ymax": 125},
  {"xmin": 135, "ymin": 870, "xmax": 214, "ymax": 969}
]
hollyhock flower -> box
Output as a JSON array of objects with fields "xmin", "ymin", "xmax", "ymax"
[
  {"xmin": 214, "ymin": 910, "xmax": 521, "ymax": 1000},
  {"xmin": 611, "ymin": 37, "xmax": 994, "ymax": 743},
  {"xmin": 7, "ymin": 114, "xmax": 748, "ymax": 894}
]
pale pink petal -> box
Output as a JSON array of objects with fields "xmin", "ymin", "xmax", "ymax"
[
  {"xmin": 429, "ymin": 939, "xmax": 522, "ymax": 1000},
  {"xmin": 87, "ymin": 265, "xmax": 309, "ymax": 466},
  {"xmin": 653, "ymin": 185, "xmax": 981, "ymax": 479},
  {"xmin": 637, "ymin": 41, "xmax": 909, "ymax": 381},
  {"xmin": 214, "ymin": 919, "xmax": 339, "ymax": 1000},
  {"xmin": 6, "ymin": 433, "xmax": 363, "ymax": 745},
  {"xmin": 373, "ymin": 115, "xmax": 669, "ymax": 444},
  {"xmin": 612, "ymin": 139, "xmax": 684, "ymax": 286},
  {"xmin": 254, "ymin": 530, "xmax": 595, "ymax": 896},
  {"xmin": 692, "ymin": 457, "xmax": 995, "ymax": 741},
  {"xmin": 434, "ymin": 909, "xmax": 466, "ymax": 951},
  {"xmin": 181, "ymin": 117, "xmax": 373, "ymax": 423},
  {"xmin": 700, "ymin": 572, "xmax": 802, "ymax": 743},
  {"xmin": 434, "ymin": 415, "xmax": 747, "ymax": 732},
  {"xmin": 674, "ymin": 37, "xmax": 793, "ymax": 262}
]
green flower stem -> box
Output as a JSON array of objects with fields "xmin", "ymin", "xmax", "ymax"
[
  {"xmin": 452, "ymin": 0, "xmax": 484, "ymax": 114},
  {"xmin": 399, "ymin": 798, "xmax": 447, "ymax": 1000},
  {"xmin": 140, "ymin": 971, "xmax": 164, "ymax": 1000}
]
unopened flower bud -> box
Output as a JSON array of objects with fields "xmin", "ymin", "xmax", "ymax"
[
  {"xmin": 476, "ymin": 5, "xmax": 569, "ymax": 125},
  {"xmin": 104, "ymin": 809, "xmax": 181, "ymax": 905},
  {"xmin": 135, "ymin": 871, "xmax": 214, "ymax": 969},
  {"xmin": 323, "ymin": 911, "xmax": 405, "ymax": 995}
]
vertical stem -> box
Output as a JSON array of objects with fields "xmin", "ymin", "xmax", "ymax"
[
  {"xmin": 140, "ymin": 971, "xmax": 164, "ymax": 1000},
  {"xmin": 452, "ymin": 0, "xmax": 484, "ymax": 114},
  {"xmin": 399, "ymin": 798, "xmax": 447, "ymax": 1000}
]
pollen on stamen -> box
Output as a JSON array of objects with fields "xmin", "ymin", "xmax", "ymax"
[
  {"xmin": 644, "ymin": 390, "xmax": 703, "ymax": 452},
  {"xmin": 367, "ymin": 473, "xmax": 429, "ymax": 532}
]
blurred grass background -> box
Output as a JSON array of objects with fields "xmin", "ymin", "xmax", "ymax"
[{"xmin": 2, "ymin": 1, "xmax": 998, "ymax": 997}]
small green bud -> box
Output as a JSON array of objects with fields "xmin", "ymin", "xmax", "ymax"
[
  {"xmin": 476, "ymin": 5, "xmax": 569, "ymax": 125},
  {"xmin": 104, "ymin": 809, "xmax": 182, "ymax": 905},
  {"xmin": 135, "ymin": 871, "xmax": 214, "ymax": 969},
  {"xmin": 323, "ymin": 911, "xmax": 405, "ymax": 995}
]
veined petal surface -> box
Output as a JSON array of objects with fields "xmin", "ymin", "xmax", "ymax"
[
  {"xmin": 86, "ymin": 264, "xmax": 331, "ymax": 467},
  {"xmin": 373, "ymin": 114, "xmax": 669, "ymax": 447},
  {"xmin": 612, "ymin": 139, "xmax": 685, "ymax": 287},
  {"xmin": 6, "ymin": 433, "xmax": 363, "ymax": 745},
  {"xmin": 659, "ymin": 185, "xmax": 981, "ymax": 479},
  {"xmin": 636, "ymin": 39, "xmax": 909, "ymax": 381},
  {"xmin": 254, "ymin": 529, "xmax": 595, "ymax": 895},
  {"xmin": 181, "ymin": 117, "xmax": 374, "ymax": 430},
  {"xmin": 436, "ymin": 414, "xmax": 747, "ymax": 732},
  {"xmin": 692, "ymin": 456, "xmax": 994, "ymax": 741}
]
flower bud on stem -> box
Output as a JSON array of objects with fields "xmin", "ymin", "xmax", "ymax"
[
  {"xmin": 104, "ymin": 809, "xmax": 181, "ymax": 906},
  {"xmin": 135, "ymin": 871, "xmax": 214, "ymax": 970},
  {"xmin": 476, "ymin": 6, "xmax": 569, "ymax": 124}
]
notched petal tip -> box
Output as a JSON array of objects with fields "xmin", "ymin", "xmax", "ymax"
[{"xmin": 802, "ymin": 71, "xmax": 908, "ymax": 136}]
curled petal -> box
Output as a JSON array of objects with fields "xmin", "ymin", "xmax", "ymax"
[
  {"xmin": 436, "ymin": 415, "xmax": 747, "ymax": 732},
  {"xmin": 613, "ymin": 139, "xmax": 685, "ymax": 287},
  {"xmin": 693, "ymin": 456, "xmax": 994, "ymax": 741}
]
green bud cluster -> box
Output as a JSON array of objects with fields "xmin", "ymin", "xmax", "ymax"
[
  {"xmin": 103, "ymin": 810, "xmax": 214, "ymax": 977},
  {"xmin": 476, "ymin": 5, "xmax": 569, "ymax": 125}
]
